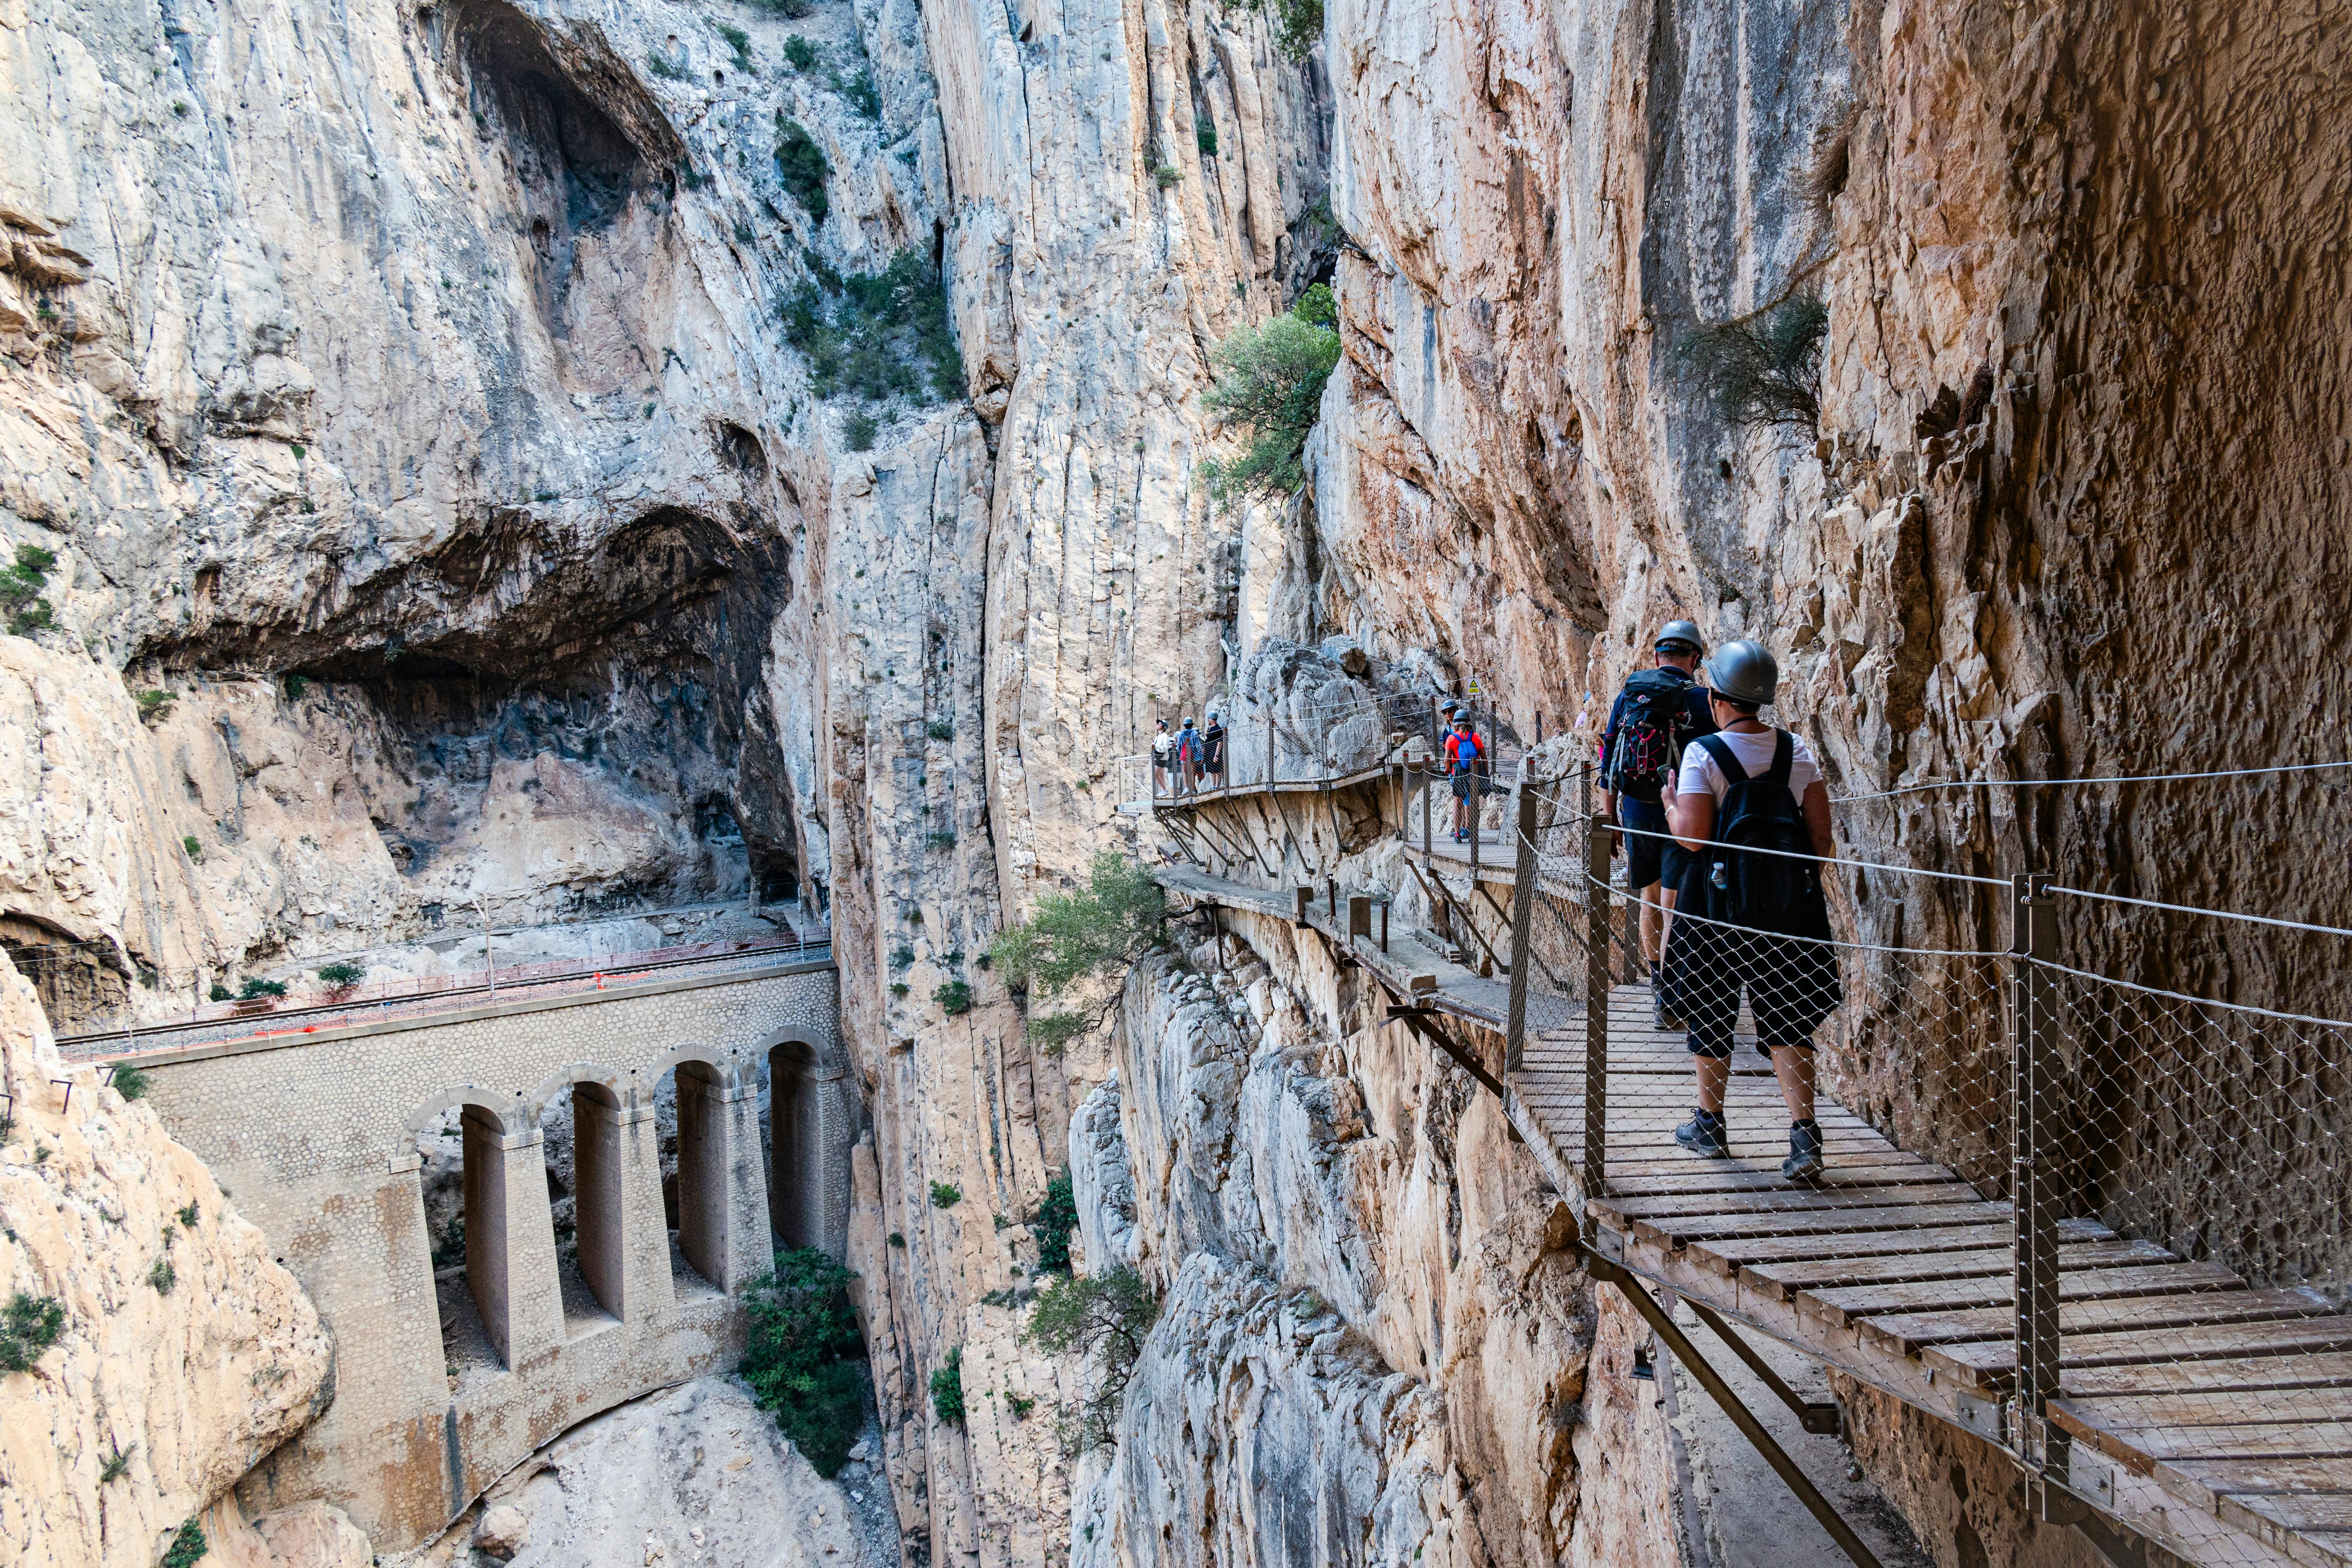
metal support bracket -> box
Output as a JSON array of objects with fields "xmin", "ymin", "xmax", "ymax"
[
  {"xmin": 1585, "ymin": 1250, "xmax": 1886, "ymax": 1568},
  {"xmin": 1681, "ymin": 1297, "xmax": 1844, "ymax": 1436}
]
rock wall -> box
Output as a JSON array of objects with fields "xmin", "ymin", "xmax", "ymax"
[{"xmin": 0, "ymin": 949, "xmax": 341, "ymax": 1567}]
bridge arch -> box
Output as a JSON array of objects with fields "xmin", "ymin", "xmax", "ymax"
[{"xmin": 763, "ymin": 1034, "xmax": 837, "ymax": 1252}]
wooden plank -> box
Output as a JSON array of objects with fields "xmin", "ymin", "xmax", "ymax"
[
  {"xmin": 1741, "ymin": 1240, "xmax": 2174, "ymax": 1302},
  {"xmin": 1633, "ymin": 1199, "xmax": 2009, "ymax": 1249},
  {"xmin": 2061, "ymin": 1353, "xmax": 2352, "ymax": 1400},
  {"xmin": 2057, "ymin": 1389, "xmax": 2352, "ymax": 1435},
  {"xmin": 2059, "ymin": 1419, "xmax": 2352, "ymax": 1465},
  {"xmin": 1799, "ymin": 1262, "xmax": 2241, "ymax": 1329},
  {"xmin": 1604, "ymin": 1149, "xmax": 1929, "ymax": 1182},
  {"xmin": 1860, "ymin": 1287, "xmax": 2334, "ymax": 1357},
  {"xmin": 1602, "ymin": 1161, "xmax": 1949, "ymax": 1198},
  {"xmin": 2212, "ymin": 1493, "xmax": 2352, "ymax": 1539},
  {"xmin": 1593, "ymin": 1181, "xmax": 1984, "ymax": 1225},
  {"xmin": 1923, "ymin": 1316, "xmax": 2352, "ymax": 1393},
  {"xmin": 1689, "ymin": 1221, "xmax": 2038, "ymax": 1277}
]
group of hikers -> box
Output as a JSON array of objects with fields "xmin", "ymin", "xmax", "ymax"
[
  {"xmin": 1150, "ymin": 713, "xmax": 1227, "ymax": 794},
  {"xmin": 1597, "ymin": 620, "xmax": 1839, "ymax": 1183}
]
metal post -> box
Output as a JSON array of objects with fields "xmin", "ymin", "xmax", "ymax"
[
  {"xmin": 1379, "ymin": 899, "xmax": 1389, "ymax": 953},
  {"xmin": 480, "ymin": 897, "xmax": 497, "ymax": 1000},
  {"xmin": 1582, "ymin": 772, "xmax": 1609, "ymax": 1197},
  {"xmin": 2012, "ymin": 873, "xmax": 2063, "ymax": 1480},
  {"xmin": 1504, "ymin": 776, "xmax": 1539, "ymax": 1074},
  {"xmin": 1422, "ymin": 754, "xmax": 1433, "ymax": 863}
]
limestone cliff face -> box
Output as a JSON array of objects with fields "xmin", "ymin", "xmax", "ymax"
[{"xmin": 0, "ymin": 950, "xmax": 338, "ymax": 1567}]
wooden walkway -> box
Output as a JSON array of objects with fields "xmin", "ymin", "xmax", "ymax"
[{"xmin": 1162, "ymin": 860, "xmax": 2352, "ymax": 1568}]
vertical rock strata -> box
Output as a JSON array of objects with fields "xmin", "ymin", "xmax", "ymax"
[{"xmin": 0, "ymin": 952, "xmax": 337, "ymax": 1567}]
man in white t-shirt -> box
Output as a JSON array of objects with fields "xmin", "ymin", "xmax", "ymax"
[{"xmin": 1661, "ymin": 640, "xmax": 1839, "ymax": 1181}]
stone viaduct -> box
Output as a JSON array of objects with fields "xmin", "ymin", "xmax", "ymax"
[{"xmin": 117, "ymin": 955, "xmax": 845, "ymax": 1551}]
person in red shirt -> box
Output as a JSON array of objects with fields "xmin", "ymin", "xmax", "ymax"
[{"xmin": 1444, "ymin": 711, "xmax": 1484, "ymax": 842}]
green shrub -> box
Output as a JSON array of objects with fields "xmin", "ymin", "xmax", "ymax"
[
  {"xmin": 136, "ymin": 689, "xmax": 177, "ymax": 724},
  {"xmin": 178, "ymin": 1202, "xmax": 201, "ymax": 1227},
  {"xmin": 182, "ymin": 834, "xmax": 202, "ymax": 861},
  {"xmin": 716, "ymin": 22, "xmax": 754, "ymax": 70},
  {"xmin": 1152, "ymin": 164, "xmax": 1182, "ymax": 188},
  {"xmin": 111, "ymin": 1064, "xmax": 150, "ymax": 1102},
  {"xmin": 1268, "ymin": 0, "xmax": 1322, "ymax": 58},
  {"xmin": 929, "ymin": 1345, "xmax": 964, "ymax": 1423},
  {"xmin": 888, "ymin": 1231, "xmax": 905, "ymax": 1248},
  {"xmin": 774, "ymin": 117, "xmax": 831, "ymax": 223},
  {"xmin": 1294, "ymin": 281, "xmax": 1337, "ymax": 328},
  {"xmin": 779, "ymin": 247, "xmax": 962, "ymax": 406},
  {"xmin": 890, "ymin": 981, "xmax": 910, "ymax": 999},
  {"xmin": 316, "ymin": 961, "xmax": 365, "ymax": 988},
  {"xmin": 1198, "ymin": 309, "xmax": 1340, "ymax": 502},
  {"xmin": 830, "ymin": 64, "xmax": 881, "ymax": 118},
  {"xmin": 783, "ymin": 33, "xmax": 820, "ymax": 70},
  {"xmin": 926, "ymin": 830, "xmax": 956, "ymax": 851},
  {"xmin": 161, "ymin": 1518, "xmax": 209, "ymax": 1568},
  {"xmin": 207, "ymin": 983, "xmax": 231, "ymax": 1002},
  {"xmin": 844, "ymin": 410, "xmax": 878, "ymax": 450},
  {"xmin": 1672, "ymin": 294, "xmax": 1827, "ymax": 431},
  {"xmin": 989, "ymin": 850, "xmax": 1167, "ymax": 1002},
  {"xmin": 933, "ymin": 979, "xmax": 974, "ymax": 1015},
  {"xmin": 1033, "ymin": 1169, "xmax": 1077, "ymax": 1273},
  {"xmin": 890, "ymin": 945, "xmax": 916, "ymax": 970},
  {"xmin": 0, "ymin": 1291, "xmax": 65, "ymax": 1372},
  {"xmin": 98, "ymin": 1444, "xmax": 133, "ymax": 1484},
  {"xmin": 283, "ymin": 673, "xmax": 308, "ymax": 699},
  {"xmin": 238, "ymin": 978, "xmax": 288, "ymax": 1000},
  {"xmin": 1022, "ymin": 1266, "xmax": 1157, "ymax": 1451},
  {"xmin": 1197, "ymin": 126, "xmax": 1217, "ymax": 155},
  {"xmin": 926, "ymin": 717, "xmax": 954, "ymax": 741},
  {"xmin": 1, "ymin": 544, "xmax": 57, "ymax": 636},
  {"xmin": 1026, "ymin": 1012, "xmax": 1091, "ymax": 1056},
  {"xmin": 929, "ymin": 1181, "xmax": 961, "ymax": 1208},
  {"xmin": 740, "ymin": 1248, "xmax": 868, "ymax": 1475},
  {"xmin": 148, "ymin": 1256, "xmax": 176, "ymax": 1295}
]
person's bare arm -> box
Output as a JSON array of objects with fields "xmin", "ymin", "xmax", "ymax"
[
  {"xmin": 1801, "ymin": 780, "xmax": 1833, "ymax": 860},
  {"xmin": 1671, "ymin": 785, "xmax": 1714, "ymax": 852}
]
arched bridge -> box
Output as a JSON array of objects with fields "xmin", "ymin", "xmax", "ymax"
[{"xmin": 112, "ymin": 952, "xmax": 843, "ymax": 1551}]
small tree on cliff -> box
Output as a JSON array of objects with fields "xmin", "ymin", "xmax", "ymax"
[
  {"xmin": 1198, "ymin": 297, "xmax": 1342, "ymax": 504},
  {"xmin": 987, "ymin": 852, "xmax": 1167, "ymax": 1053},
  {"xmin": 1022, "ymin": 1266, "xmax": 1158, "ymax": 1453},
  {"xmin": 739, "ymin": 1248, "xmax": 867, "ymax": 1476},
  {"xmin": 1673, "ymin": 293, "xmax": 1828, "ymax": 432}
]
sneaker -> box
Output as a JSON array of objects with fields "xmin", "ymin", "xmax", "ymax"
[
  {"xmin": 1783, "ymin": 1120, "xmax": 1826, "ymax": 1183},
  {"xmin": 1674, "ymin": 1110, "xmax": 1731, "ymax": 1158}
]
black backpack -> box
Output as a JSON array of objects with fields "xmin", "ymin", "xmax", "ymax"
[
  {"xmin": 1606, "ymin": 668, "xmax": 1701, "ymax": 803},
  {"xmin": 1694, "ymin": 732, "xmax": 1817, "ymax": 924}
]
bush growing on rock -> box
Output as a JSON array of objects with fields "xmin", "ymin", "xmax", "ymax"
[
  {"xmin": 990, "ymin": 850, "xmax": 1167, "ymax": 1049},
  {"xmin": 929, "ymin": 1346, "xmax": 964, "ymax": 1423},
  {"xmin": 161, "ymin": 1518, "xmax": 208, "ymax": 1568},
  {"xmin": 1198, "ymin": 305, "xmax": 1341, "ymax": 503},
  {"xmin": 1033, "ymin": 1169, "xmax": 1077, "ymax": 1273},
  {"xmin": 773, "ymin": 117, "xmax": 831, "ymax": 224},
  {"xmin": 783, "ymin": 33, "xmax": 820, "ymax": 71},
  {"xmin": 1022, "ymin": 1266, "xmax": 1157, "ymax": 1452},
  {"xmin": 208, "ymin": 983, "xmax": 232, "ymax": 1002},
  {"xmin": 1673, "ymin": 293, "xmax": 1828, "ymax": 431},
  {"xmin": 110, "ymin": 1064, "xmax": 150, "ymax": 1101},
  {"xmin": 238, "ymin": 978, "xmax": 288, "ymax": 1000},
  {"xmin": 0, "ymin": 1291, "xmax": 65, "ymax": 1372},
  {"xmin": 317, "ymin": 961, "xmax": 365, "ymax": 991},
  {"xmin": 779, "ymin": 247, "xmax": 963, "ymax": 408},
  {"xmin": 740, "ymin": 1248, "xmax": 867, "ymax": 1476},
  {"xmin": 844, "ymin": 410, "xmax": 878, "ymax": 450},
  {"xmin": 933, "ymin": 979, "xmax": 974, "ymax": 1015},
  {"xmin": 0, "ymin": 544, "xmax": 57, "ymax": 636},
  {"xmin": 929, "ymin": 1181, "xmax": 961, "ymax": 1208}
]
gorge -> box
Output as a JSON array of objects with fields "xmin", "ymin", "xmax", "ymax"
[{"xmin": 3, "ymin": 0, "xmax": 2348, "ymax": 1564}]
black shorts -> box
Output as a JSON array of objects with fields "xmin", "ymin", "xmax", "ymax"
[
  {"xmin": 1619, "ymin": 800, "xmax": 1688, "ymax": 892},
  {"xmin": 1452, "ymin": 772, "xmax": 1473, "ymax": 800},
  {"xmin": 1667, "ymin": 927, "xmax": 1841, "ymax": 1059}
]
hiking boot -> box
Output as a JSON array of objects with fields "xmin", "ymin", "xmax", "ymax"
[
  {"xmin": 1650, "ymin": 972, "xmax": 1685, "ymax": 1033},
  {"xmin": 1782, "ymin": 1120, "xmax": 1825, "ymax": 1183},
  {"xmin": 1674, "ymin": 1110, "xmax": 1730, "ymax": 1158}
]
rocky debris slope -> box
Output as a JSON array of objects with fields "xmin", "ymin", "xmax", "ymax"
[
  {"xmin": 0, "ymin": 950, "xmax": 345, "ymax": 1567},
  {"xmin": 385, "ymin": 1377, "xmax": 898, "ymax": 1568}
]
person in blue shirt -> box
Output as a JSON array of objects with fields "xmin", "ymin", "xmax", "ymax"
[{"xmin": 1596, "ymin": 620, "xmax": 1717, "ymax": 1027}]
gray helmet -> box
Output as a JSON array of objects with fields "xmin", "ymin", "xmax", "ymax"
[
  {"xmin": 1655, "ymin": 619, "xmax": 1705, "ymax": 655},
  {"xmin": 1704, "ymin": 639, "xmax": 1779, "ymax": 705}
]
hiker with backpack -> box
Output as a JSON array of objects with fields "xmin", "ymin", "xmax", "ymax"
[
  {"xmin": 1152, "ymin": 718, "xmax": 1174, "ymax": 796},
  {"xmin": 1661, "ymin": 640, "xmax": 1841, "ymax": 1182},
  {"xmin": 1597, "ymin": 621, "xmax": 1717, "ymax": 1026},
  {"xmin": 1202, "ymin": 711, "xmax": 1227, "ymax": 789},
  {"xmin": 1444, "ymin": 708, "xmax": 1485, "ymax": 843},
  {"xmin": 1176, "ymin": 716, "xmax": 1203, "ymax": 794}
]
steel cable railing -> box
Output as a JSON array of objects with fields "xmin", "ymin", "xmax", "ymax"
[{"xmin": 1491, "ymin": 764, "xmax": 2352, "ymax": 1553}]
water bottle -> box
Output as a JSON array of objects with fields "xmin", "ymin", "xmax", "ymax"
[{"xmin": 1709, "ymin": 859, "xmax": 1730, "ymax": 891}]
